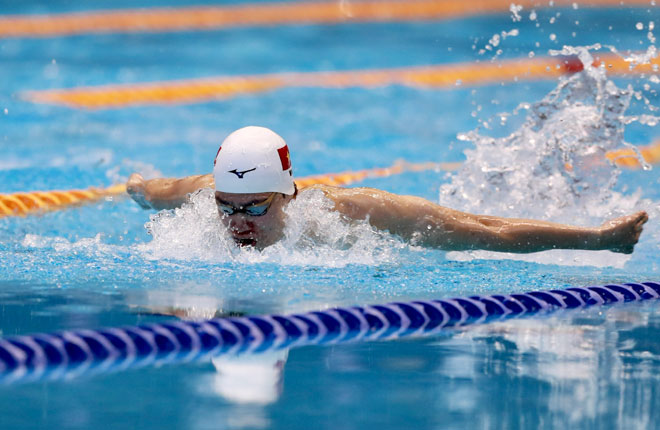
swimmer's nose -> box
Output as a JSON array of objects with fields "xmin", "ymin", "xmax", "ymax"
[{"xmin": 227, "ymin": 214, "xmax": 255, "ymax": 233}]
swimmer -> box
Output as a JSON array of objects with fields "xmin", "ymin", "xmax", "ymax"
[{"xmin": 127, "ymin": 126, "xmax": 648, "ymax": 253}]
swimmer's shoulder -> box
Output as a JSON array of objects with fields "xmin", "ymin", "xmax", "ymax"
[
  {"xmin": 302, "ymin": 184, "xmax": 339, "ymax": 194},
  {"xmin": 300, "ymin": 184, "xmax": 394, "ymax": 215},
  {"xmin": 299, "ymin": 184, "xmax": 339, "ymax": 205},
  {"xmin": 310, "ymin": 184, "xmax": 405, "ymax": 197},
  {"xmin": 301, "ymin": 184, "xmax": 372, "ymax": 199}
]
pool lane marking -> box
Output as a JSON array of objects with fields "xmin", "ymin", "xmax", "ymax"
[
  {"xmin": 26, "ymin": 75, "xmax": 288, "ymax": 109},
  {"xmin": 0, "ymin": 184, "xmax": 125, "ymax": 218},
  {"xmin": 0, "ymin": 0, "xmax": 655, "ymax": 39},
  {"xmin": 24, "ymin": 54, "xmax": 660, "ymax": 109},
  {"xmin": 0, "ymin": 282, "xmax": 658, "ymax": 384},
  {"xmin": 1, "ymin": 135, "xmax": 658, "ymax": 220},
  {"xmin": 607, "ymin": 142, "xmax": 660, "ymax": 168},
  {"xmin": 293, "ymin": 160, "xmax": 460, "ymax": 188},
  {"xmin": 0, "ymin": 161, "xmax": 456, "ymax": 218},
  {"xmin": 24, "ymin": 57, "xmax": 571, "ymax": 109}
]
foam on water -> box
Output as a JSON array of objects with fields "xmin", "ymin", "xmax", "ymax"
[
  {"xmin": 440, "ymin": 45, "xmax": 660, "ymax": 267},
  {"xmin": 140, "ymin": 187, "xmax": 410, "ymax": 267}
]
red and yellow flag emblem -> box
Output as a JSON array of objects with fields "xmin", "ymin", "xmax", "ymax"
[{"xmin": 277, "ymin": 145, "xmax": 291, "ymax": 170}]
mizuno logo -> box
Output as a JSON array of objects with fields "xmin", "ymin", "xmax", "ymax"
[{"xmin": 228, "ymin": 168, "xmax": 256, "ymax": 179}]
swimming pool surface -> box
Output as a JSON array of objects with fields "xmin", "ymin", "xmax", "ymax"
[{"xmin": 1, "ymin": 1, "xmax": 660, "ymax": 428}]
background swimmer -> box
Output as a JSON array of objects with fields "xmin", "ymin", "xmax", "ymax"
[{"xmin": 127, "ymin": 126, "xmax": 648, "ymax": 253}]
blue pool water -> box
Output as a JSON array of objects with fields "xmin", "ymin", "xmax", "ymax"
[{"xmin": 1, "ymin": 1, "xmax": 660, "ymax": 428}]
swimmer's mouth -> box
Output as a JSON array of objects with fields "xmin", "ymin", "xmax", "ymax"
[{"xmin": 234, "ymin": 237, "xmax": 256, "ymax": 247}]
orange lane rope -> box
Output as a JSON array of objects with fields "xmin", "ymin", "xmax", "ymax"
[
  {"xmin": 0, "ymin": 161, "xmax": 452, "ymax": 218},
  {"xmin": 294, "ymin": 160, "xmax": 461, "ymax": 188},
  {"xmin": 606, "ymin": 141, "xmax": 660, "ymax": 168},
  {"xmin": 2, "ymin": 140, "xmax": 659, "ymax": 218},
  {"xmin": 28, "ymin": 53, "xmax": 660, "ymax": 110},
  {"xmin": 0, "ymin": 0, "xmax": 654, "ymax": 39},
  {"xmin": 0, "ymin": 184, "xmax": 126, "ymax": 218}
]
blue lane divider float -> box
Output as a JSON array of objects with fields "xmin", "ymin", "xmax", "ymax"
[{"xmin": 0, "ymin": 281, "xmax": 659, "ymax": 384}]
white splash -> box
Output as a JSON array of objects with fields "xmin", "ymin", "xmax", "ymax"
[
  {"xmin": 139, "ymin": 188, "xmax": 235, "ymax": 261},
  {"xmin": 139, "ymin": 188, "xmax": 409, "ymax": 267},
  {"xmin": 509, "ymin": 3, "xmax": 523, "ymax": 22},
  {"xmin": 22, "ymin": 232, "xmax": 119, "ymax": 255},
  {"xmin": 440, "ymin": 46, "xmax": 660, "ymax": 267},
  {"xmin": 479, "ymin": 29, "xmax": 520, "ymax": 57}
]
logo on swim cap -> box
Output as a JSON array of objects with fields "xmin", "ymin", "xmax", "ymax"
[
  {"xmin": 228, "ymin": 167, "xmax": 256, "ymax": 179},
  {"xmin": 213, "ymin": 126, "xmax": 295, "ymax": 195}
]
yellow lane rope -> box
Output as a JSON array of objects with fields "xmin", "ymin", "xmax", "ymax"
[
  {"xmin": 28, "ymin": 53, "xmax": 660, "ymax": 109},
  {"xmin": 2, "ymin": 139, "xmax": 659, "ymax": 218},
  {"xmin": 0, "ymin": 0, "xmax": 653, "ymax": 39},
  {"xmin": 0, "ymin": 162, "xmax": 451, "ymax": 218},
  {"xmin": 26, "ymin": 75, "xmax": 288, "ymax": 109},
  {"xmin": 294, "ymin": 160, "xmax": 461, "ymax": 188},
  {"xmin": 606, "ymin": 141, "xmax": 660, "ymax": 168},
  {"xmin": 0, "ymin": 184, "xmax": 126, "ymax": 218}
]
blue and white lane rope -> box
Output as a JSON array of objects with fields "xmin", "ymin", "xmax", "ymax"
[{"xmin": 1, "ymin": 281, "xmax": 659, "ymax": 384}]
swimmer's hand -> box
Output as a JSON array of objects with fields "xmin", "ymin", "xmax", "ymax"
[
  {"xmin": 126, "ymin": 172, "xmax": 215, "ymax": 211},
  {"xmin": 599, "ymin": 211, "xmax": 648, "ymax": 254},
  {"xmin": 126, "ymin": 173, "xmax": 153, "ymax": 209}
]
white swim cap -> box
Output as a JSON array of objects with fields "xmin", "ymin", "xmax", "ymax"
[{"xmin": 213, "ymin": 126, "xmax": 295, "ymax": 195}]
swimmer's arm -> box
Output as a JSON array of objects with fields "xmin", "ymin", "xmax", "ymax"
[
  {"xmin": 319, "ymin": 186, "xmax": 647, "ymax": 254},
  {"xmin": 126, "ymin": 173, "xmax": 214, "ymax": 210}
]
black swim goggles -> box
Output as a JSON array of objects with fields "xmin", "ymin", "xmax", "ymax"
[{"xmin": 215, "ymin": 193, "xmax": 277, "ymax": 217}]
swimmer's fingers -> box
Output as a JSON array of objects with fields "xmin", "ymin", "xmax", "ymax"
[
  {"xmin": 633, "ymin": 211, "xmax": 648, "ymax": 241},
  {"xmin": 126, "ymin": 173, "xmax": 152, "ymax": 210},
  {"xmin": 602, "ymin": 211, "xmax": 648, "ymax": 254},
  {"xmin": 622, "ymin": 212, "xmax": 647, "ymax": 253},
  {"xmin": 617, "ymin": 245, "xmax": 634, "ymax": 254},
  {"xmin": 126, "ymin": 173, "xmax": 144, "ymax": 192},
  {"xmin": 636, "ymin": 211, "xmax": 649, "ymax": 228}
]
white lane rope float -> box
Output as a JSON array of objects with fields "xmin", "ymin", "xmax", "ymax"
[{"xmin": 0, "ymin": 281, "xmax": 658, "ymax": 384}]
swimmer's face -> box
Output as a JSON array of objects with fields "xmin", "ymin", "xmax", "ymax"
[{"xmin": 215, "ymin": 191, "xmax": 293, "ymax": 249}]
